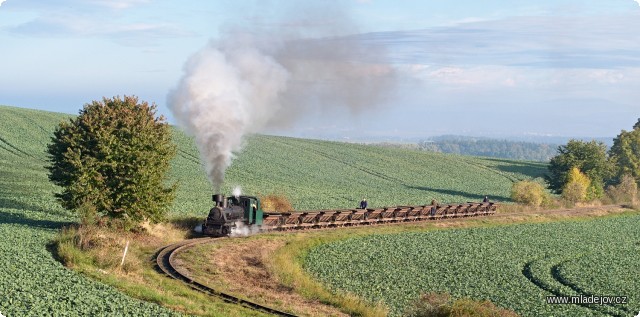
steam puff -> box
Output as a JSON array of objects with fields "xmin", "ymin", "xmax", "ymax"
[
  {"xmin": 167, "ymin": 37, "xmax": 289, "ymax": 190},
  {"xmin": 168, "ymin": 17, "xmax": 394, "ymax": 190}
]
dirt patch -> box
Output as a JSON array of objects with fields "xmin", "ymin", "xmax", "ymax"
[{"xmin": 177, "ymin": 239, "xmax": 348, "ymax": 317}]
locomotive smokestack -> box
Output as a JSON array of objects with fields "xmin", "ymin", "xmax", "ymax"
[{"xmin": 212, "ymin": 194, "xmax": 226, "ymax": 208}]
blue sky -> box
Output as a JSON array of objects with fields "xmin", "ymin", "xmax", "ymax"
[{"xmin": 1, "ymin": 0, "xmax": 639, "ymax": 140}]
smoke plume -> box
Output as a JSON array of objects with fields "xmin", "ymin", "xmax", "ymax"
[{"xmin": 168, "ymin": 4, "xmax": 395, "ymax": 191}]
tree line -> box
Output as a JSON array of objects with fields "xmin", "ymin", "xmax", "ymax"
[
  {"xmin": 417, "ymin": 136, "xmax": 558, "ymax": 162},
  {"xmin": 513, "ymin": 119, "xmax": 640, "ymax": 206}
]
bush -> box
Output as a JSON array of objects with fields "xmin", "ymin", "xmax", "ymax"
[
  {"xmin": 450, "ymin": 298, "xmax": 519, "ymax": 317},
  {"xmin": 404, "ymin": 293, "xmax": 452, "ymax": 317},
  {"xmin": 260, "ymin": 194, "xmax": 293, "ymax": 212},
  {"xmin": 47, "ymin": 96, "xmax": 176, "ymax": 229},
  {"xmin": 404, "ymin": 293, "xmax": 519, "ymax": 317},
  {"xmin": 562, "ymin": 167, "xmax": 590, "ymax": 203},
  {"xmin": 606, "ymin": 174, "xmax": 638, "ymax": 205},
  {"xmin": 510, "ymin": 180, "xmax": 550, "ymax": 207}
]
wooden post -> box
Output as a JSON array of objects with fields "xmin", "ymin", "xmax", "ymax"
[{"xmin": 120, "ymin": 240, "xmax": 130, "ymax": 267}]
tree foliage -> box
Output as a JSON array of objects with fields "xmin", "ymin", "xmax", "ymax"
[
  {"xmin": 545, "ymin": 139, "xmax": 612, "ymax": 196},
  {"xmin": 47, "ymin": 96, "xmax": 176, "ymax": 227},
  {"xmin": 609, "ymin": 118, "xmax": 640, "ymax": 185}
]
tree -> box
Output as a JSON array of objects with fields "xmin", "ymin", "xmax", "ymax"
[
  {"xmin": 47, "ymin": 96, "xmax": 176, "ymax": 228},
  {"xmin": 545, "ymin": 139, "xmax": 612, "ymax": 197},
  {"xmin": 609, "ymin": 119, "xmax": 640, "ymax": 185}
]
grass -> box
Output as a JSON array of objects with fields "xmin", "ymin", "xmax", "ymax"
[{"xmin": 54, "ymin": 222, "xmax": 268, "ymax": 317}]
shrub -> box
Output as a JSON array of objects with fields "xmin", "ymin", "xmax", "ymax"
[
  {"xmin": 562, "ymin": 167, "xmax": 590, "ymax": 203},
  {"xmin": 47, "ymin": 96, "xmax": 176, "ymax": 229},
  {"xmin": 510, "ymin": 180, "xmax": 550, "ymax": 207},
  {"xmin": 404, "ymin": 293, "xmax": 452, "ymax": 317},
  {"xmin": 404, "ymin": 293, "xmax": 519, "ymax": 317},
  {"xmin": 606, "ymin": 174, "xmax": 638, "ymax": 205},
  {"xmin": 260, "ymin": 194, "xmax": 293, "ymax": 212},
  {"xmin": 450, "ymin": 298, "xmax": 519, "ymax": 317}
]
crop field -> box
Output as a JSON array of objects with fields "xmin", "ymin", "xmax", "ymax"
[
  {"xmin": 304, "ymin": 215, "xmax": 640, "ymax": 316},
  {"xmin": 0, "ymin": 106, "xmax": 182, "ymax": 316},
  {"xmin": 0, "ymin": 104, "xmax": 546, "ymax": 315}
]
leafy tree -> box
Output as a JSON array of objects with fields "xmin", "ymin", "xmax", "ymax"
[
  {"xmin": 609, "ymin": 118, "xmax": 640, "ymax": 185},
  {"xmin": 47, "ymin": 96, "xmax": 176, "ymax": 228},
  {"xmin": 545, "ymin": 139, "xmax": 612, "ymax": 196}
]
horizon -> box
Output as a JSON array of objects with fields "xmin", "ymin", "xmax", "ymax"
[
  {"xmin": 0, "ymin": 103, "xmax": 621, "ymax": 145},
  {"xmin": 1, "ymin": 1, "xmax": 639, "ymax": 139}
]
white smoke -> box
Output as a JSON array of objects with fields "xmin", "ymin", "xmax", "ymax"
[
  {"xmin": 167, "ymin": 5, "xmax": 394, "ymax": 191},
  {"xmin": 635, "ymin": 0, "xmax": 640, "ymax": 7},
  {"xmin": 230, "ymin": 221, "xmax": 261, "ymax": 237},
  {"xmin": 232, "ymin": 185, "xmax": 242, "ymax": 198},
  {"xmin": 0, "ymin": 0, "xmax": 6, "ymax": 7},
  {"xmin": 168, "ymin": 37, "xmax": 289, "ymax": 191}
]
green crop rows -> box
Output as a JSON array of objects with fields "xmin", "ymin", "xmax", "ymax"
[{"xmin": 304, "ymin": 216, "xmax": 640, "ymax": 316}]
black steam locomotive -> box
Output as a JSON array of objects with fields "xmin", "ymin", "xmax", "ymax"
[{"xmin": 202, "ymin": 194, "xmax": 263, "ymax": 236}]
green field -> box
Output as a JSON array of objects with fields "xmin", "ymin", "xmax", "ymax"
[
  {"xmin": 0, "ymin": 104, "xmax": 547, "ymax": 315},
  {"xmin": 304, "ymin": 215, "xmax": 640, "ymax": 316}
]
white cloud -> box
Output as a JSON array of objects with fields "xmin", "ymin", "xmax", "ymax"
[
  {"xmin": 7, "ymin": 11, "xmax": 192, "ymax": 45},
  {"xmin": 635, "ymin": 0, "xmax": 640, "ymax": 7},
  {"xmin": 0, "ymin": 0, "xmax": 6, "ymax": 7}
]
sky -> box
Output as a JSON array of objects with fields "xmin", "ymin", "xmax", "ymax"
[{"xmin": 1, "ymin": 0, "xmax": 639, "ymax": 141}]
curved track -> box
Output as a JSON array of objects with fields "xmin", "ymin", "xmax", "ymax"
[{"xmin": 155, "ymin": 237, "xmax": 298, "ymax": 317}]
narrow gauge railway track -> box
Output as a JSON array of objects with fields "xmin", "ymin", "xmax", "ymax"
[
  {"xmin": 155, "ymin": 238, "xmax": 298, "ymax": 317},
  {"xmin": 160, "ymin": 203, "xmax": 498, "ymax": 315}
]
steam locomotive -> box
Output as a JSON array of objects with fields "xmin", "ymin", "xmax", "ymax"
[
  {"xmin": 202, "ymin": 194, "xmax": 264, "ymax": 236},
  {"xmin": 202, "ymin": 193, "xmax": 497, "ymax": 236}
]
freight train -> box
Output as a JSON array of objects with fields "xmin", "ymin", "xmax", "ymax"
[{"xmin": 202, "ymin": 194, "xmax": 497, "ymax": 236}]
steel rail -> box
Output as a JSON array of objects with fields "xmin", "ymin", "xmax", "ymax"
[{"xmin": 155, "ymin": 238, "xmax": 298, "ymax": 317}]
